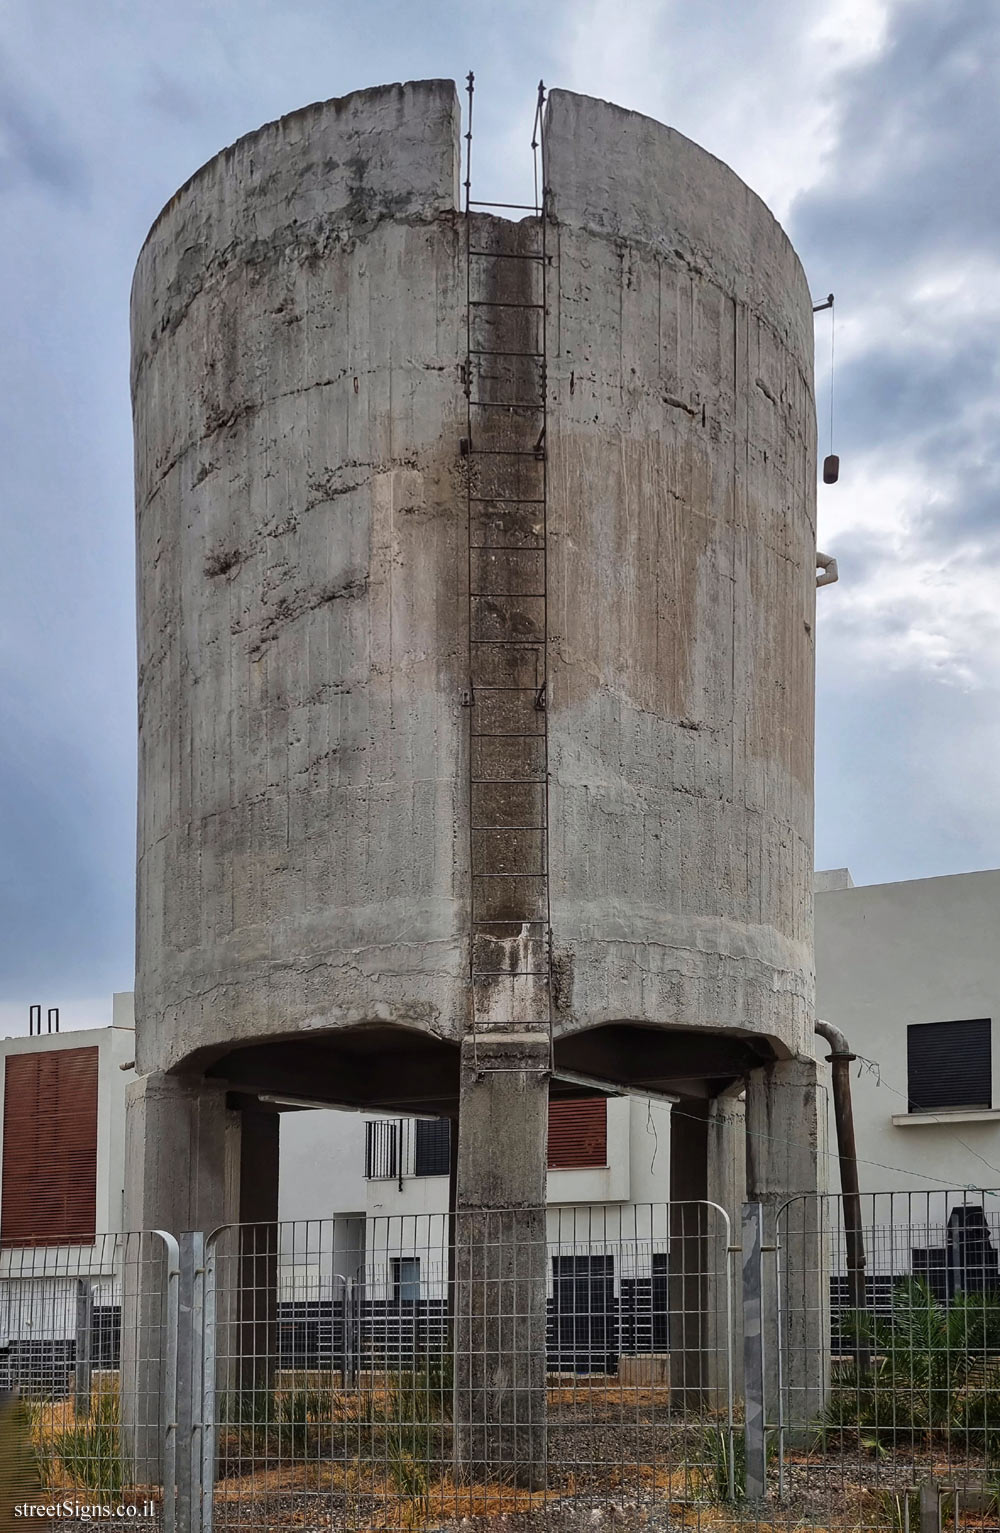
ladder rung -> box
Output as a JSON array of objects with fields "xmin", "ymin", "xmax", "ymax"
[
  {"xmin": 467, "ymin": 685, "xmax": 543, "ymax": 693},
  {"xmin": 470, "ymin": 496, "xmax": 546, "ymax": 505},
  {"xmin": 475, "ymin": 962, "xmax": 552, "ymax": 974},
  {"xmin": 467, "ymin": 448, "xmax": 545, "ymax": 458},
  {"xmin": 469, "ymin": 199, "xmax": 539, "ymax": 211},
  {"xmin": 469, "ymin": 250, "xmax": 545, "ymax": 262},
  {"xmin": 469, "ymin": 299, "xmax": 545, "ymax": 310},
  {"xmin": 474, "ymin": 871, "xmax": 546, "ymax": 880},
  {"xmin": 470, "ymin": 639, "xmax": 543, "ymax": 647},
  {"xmin": 471, "ymin": 777, "xmax": 547, "ymax": 784},
  {"xmin": 472, "ymin": 825, "xmax": 546, "ymax": 831},
  {"xmin": 470, "ymin": 400, "xmax": 544, "ymax": 411},
  {"xmin": 473, "ymin": 918, "xmax": 548, "ymax": 927},
  {"xmin": 471, "ymin": 732, "xmax": 545, "ymax": 740},
  {"xmin": 471, "ymin": 592, "xmax": 546, "ymax": 599},
  {"xmin": 469, "ymin": 1069, "xmax": 552, "ymax": 1076},
  {"xmin": 469, "ymin": 349, "xmax": 544, "ymax": 359}
]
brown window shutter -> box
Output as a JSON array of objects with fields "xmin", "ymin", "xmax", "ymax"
[
  {"xmin": 1, "ymin": 1047, "xmax": 99, "ymax": 1246},
  {"xmin": 548, "ymin": 1096, "xmax": 608, "ymax": 1169}
]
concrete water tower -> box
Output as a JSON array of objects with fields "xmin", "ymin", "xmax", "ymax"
[{"xmin": 127, "ymin": 78, "xmax": 824, "ymax": 1476}]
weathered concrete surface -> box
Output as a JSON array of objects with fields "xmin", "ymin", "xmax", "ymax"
[
  {"xmin": 123, "ymin": 1072, "xmax": 239, "ymax": 1234},
  {"xmin": 122, "ymin": 1079, "xmax": 281, "ymax": 1471},
  {"xmin": 745, "ymin": 1057, "xmax": 826, "ymax": 1422},
  {"xmin": 133, "ymin": 81, "xmax": 468, "ymax": 1075},
  {"xmin": 454, "ymin": 1034, "xmax": 549, "ymax": 1486},
  {"xmin": 134, "ymin": 79, "xmax": 819, "ymax": 1092},
  {"xmin": 134, "ymin": 82, "xmax": 818, "ymax": 1084},
  {"xmin": 544, "ymin": 91, "xmax": 817, "ymax": 1061},
  {"xmin": 121, "ymin": 1073, "xmax": 238, "ymax": 1479},
  {"xmin": 130, "ymin": 74, "xmax": 826, "ymax": 1484}
]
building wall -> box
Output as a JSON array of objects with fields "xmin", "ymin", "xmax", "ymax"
[
  {"xmin": 277, "ymin": 1095, "xmax": 673, "ymax": 1297},
  {"xmin": 0, "ymin": 1000, "xmax": 136, "ymax": 1278},
  {"xmin": 815, "ymin": 868, "xmax": 1000, "ymax": 1268}
]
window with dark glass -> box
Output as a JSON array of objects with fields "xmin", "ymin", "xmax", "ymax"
[
  {"xmin": 906, "ymin": 1019, "xmax": 991, "ymax": 1113},
  {"xmin": 414, "ymin": 1118, "xmax": 451, "ymax": 1177}
]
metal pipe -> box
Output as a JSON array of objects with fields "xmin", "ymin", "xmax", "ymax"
[
  {"xmin": 816, "ymin": 551, "xmax": 839, "ymax": 587},
  {"xmin": 815, "ymin": 1019, "xmax": 870, "ymax": 1374}
]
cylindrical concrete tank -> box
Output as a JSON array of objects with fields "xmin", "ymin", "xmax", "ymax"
[
  {"xmin": 544, "ymin": 94, "xmax": 817, "ymax": 1062},
  {"xmin": 132, "ymin": 80, "xmax": 816, "ymax": 1082}
]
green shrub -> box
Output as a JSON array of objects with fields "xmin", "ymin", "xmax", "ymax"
[{"xmin": 827, "ymin": 1279, "xmax": 1000, "ymax": 1445}]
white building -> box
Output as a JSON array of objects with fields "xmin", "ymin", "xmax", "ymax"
[
  {"xmin": 279, "ymin": 1095, "xmax": 675, "ymax": 1320},
  {"xmin": 276, "ymin": 865, "xmax": 1000, "ymax": 1304},
  {"xmin": 815, "ymin": 866, "xmax": 1000, "ymax": 1291},
  {"xmin": 815, "ymin": 866, "xmax": 1000, "ymax": 1187},
  {"xmin": 6, "ymin": 867, "xmax": 999, "ymax": 1380},
  {"xmin": 0, "ymin": 996, "xmax": 136, "ymax": 1390}
]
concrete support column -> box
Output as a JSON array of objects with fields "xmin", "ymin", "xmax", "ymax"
[
  {"xmin": 236, "ymin": 1109, "xmax": 280, "ymax": 1402},
  {"xmin": 707, "ymin": 1092, "xmax": 747, "ymax": 1399},
  {"xmin": 454, "ymin": 1033, "xmax": 549, "ymax": 1488},
  {"xmin": 745, "ymin": 1056, "xmax": 827, "ymax": 1426},
  {"xmin": 668, "ymin": 1099, "xmax": 709, "ymax": 1409},
  {"xmin": 121, "ymin": 1072, "xmax": 238, "ymax": 1483},
  {"xmin": 668, "ymin": 1096, "xmax": 743, "ymax": 1410}
]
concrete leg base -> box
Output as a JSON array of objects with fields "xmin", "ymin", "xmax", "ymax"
[
  {"xmin": 745, "ymin": 1055, "xmax": 827, "ymax": 1424},
  {"xmin": 453, "ymin": 1034, "xmax": 549, "ymax": 1488},
  {"xmin": 121, "ymin": 1072, "xmax": 238, "ymax": 1483}
]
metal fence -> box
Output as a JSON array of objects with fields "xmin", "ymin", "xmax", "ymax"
[
  {"xmin": 0, "ymin": 1229, "xmax": 176, "ymax": 1529},
  {"xmin": 771, "ymin": 1189, "xmax": 1000, "ymax": 1532},
  {"xmin": 3, "ymin": 1193, "xmax": 1000, "ymax": 1529}
]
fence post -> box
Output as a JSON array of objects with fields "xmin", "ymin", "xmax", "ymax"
[
  {"xmin": 742, "ymin": 1202, "xmax": 767, "ymax": 1502},
  {"xmin": 201, "ymin": 1234, "xmax": 218, "ymax": 1533},
  {"xmin": 150, "ymin": 1231, "xmax": 181, "ymax": 1533},
  {"xmin": 176, "ymin": 1231, "xmax": 206, "ymax": 1533},
  {"xmin": 74, "ymin": 1278, "xmax": 94, "ymax": 1419},
  {"xmin": 918, "ymin": 1477, "xmax": 941, "ymax": 1533}
]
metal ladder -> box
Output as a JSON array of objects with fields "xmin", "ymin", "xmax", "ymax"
[{"xmin": 462, "ymin": 77, "xmax": 553, "ymax": 1069}]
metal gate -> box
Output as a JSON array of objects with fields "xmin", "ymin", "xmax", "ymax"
[
  {"xmin": 0, "ymin": 1229, "xmax": 179, "ymax": 1529},
  {"xmin": 772, "ymin": 1189, "xmax": 1000, "ymax": 1532},
  {"xmin": 193, "ymin": 1203, "xmax": 736, "ymax": 1531}
]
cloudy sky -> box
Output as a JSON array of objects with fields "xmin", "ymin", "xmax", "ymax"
[{"xmin": 1, "ymin": 0, "xmax": 997, "ymax": 1030}]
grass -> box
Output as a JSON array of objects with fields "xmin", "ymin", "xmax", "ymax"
[
  {"xmin": 217, "ymin": 1353, "xmax": 454, "ymax": 1506},
  {"xmin": 825, "ymin": 1278, "xmax": 1000, "ymax": 1448},
  {"xmin": 27, "ymin": 1380, "xmax": 126, "ymax": 1498}
]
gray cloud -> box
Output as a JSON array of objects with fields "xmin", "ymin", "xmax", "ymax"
[
  {"xmin": 0, "ymin": 54, "xmax": 88, "ymax": 198},
  {"xmin": 794, "ymin": 1, "xmax": 1000, "ymax": 277},
  {"xmin": 2, "ymin": 0, "xmax": 1000, "ymax": 1021}
]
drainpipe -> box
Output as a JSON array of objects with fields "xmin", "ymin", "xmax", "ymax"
[{"xmin": 814, "ymin": 1019, "xmax": 870, "ymax": 1375}]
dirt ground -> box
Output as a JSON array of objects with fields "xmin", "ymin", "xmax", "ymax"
[{"xmin": 25, "ymin": 1381, "xmax": 1000, "ymax": 1532}]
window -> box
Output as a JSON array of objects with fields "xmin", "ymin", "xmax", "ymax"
[
  {"xmin": 392, "ymin": 1257, "xmax": 421, "ymax": 1303},
  {"xmin": 907, "ymin": 1019, "xmax": 991, "ymax": 1113},
  {"xmin": 414, "ymin": 1118, "xmax": 451, "ymax": 1177},
  {"xmin": 364, "ymin": 1120, "xmax": 398, "ymax": 1179},
  {"xmin": 548, "ymin": 1096, "xmax": 608, "ymax": 1169},
  {"xmin": 551, "ymin": 1256, "xmax": 615, "ymax": 1371},
  {"xmin": 1, "ymin": 1047, "xmax": 99, "ymax": 1246}
]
